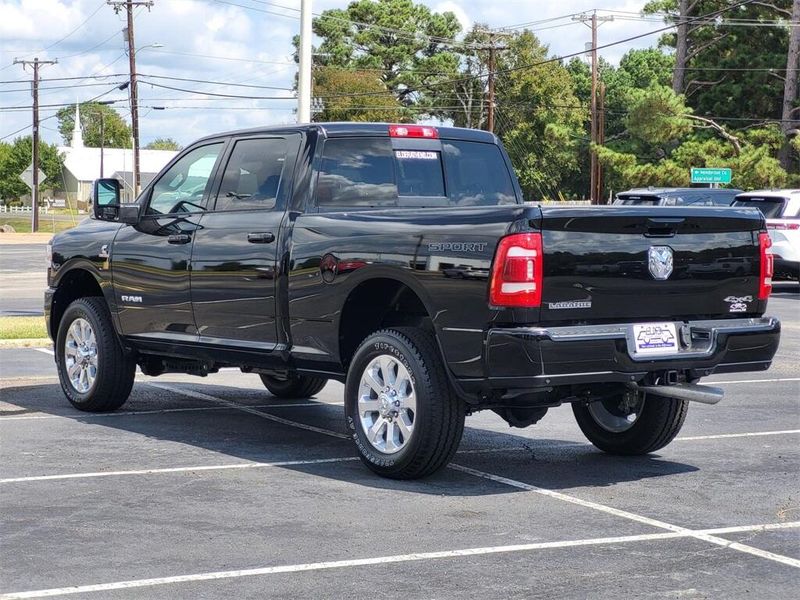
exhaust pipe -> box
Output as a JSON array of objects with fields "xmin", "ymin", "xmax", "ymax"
[{"xmin": 635, "ymin": 383, "xmax": 724, "ymax": 405}]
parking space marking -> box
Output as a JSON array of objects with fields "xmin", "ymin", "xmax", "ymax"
[
  {"xmin": 0, "ymin": 402, "xmax": 324, "ymax": 421},
  {"xmin": 450, "ymin": 464, "xmax": 800, "ymax": 569},
  {"xmin": 146, "ymin": 383, "xmax": 349, "ymax": 439},
  {"xmin": 676, "ymin": 429, "xmax": 800, "ymax": 441},
  {"xmin": 0, "ymin": 457, "xmax": 358, "ymax": 484},
  {"xmin": 707, "ymin": 377, "xmax": 800, "ymax": 385},
  {"xmin": 1, "ymin": 522, "xmax": 796, "ymax": 599},
  {"xmin": 31, "ymin": 348, "xmax": 54, "ymax": 356}
]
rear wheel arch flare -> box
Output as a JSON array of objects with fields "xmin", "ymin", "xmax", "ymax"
[{"xmin": 338, "ymin": 277, "xmax": 435, "ymax": 369}]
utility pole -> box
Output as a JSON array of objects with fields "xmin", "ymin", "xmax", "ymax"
[
  {"xmin": 108, "ymin": 0, "xmax": 153, "ymax": 198},
  {"xmin": 474, "ymin": 29, "xmax": 511, "ymax": 134},
  {"xmin": 13, "ymin": 57, "xmax": 57, "ymax": 233},
  {"xmin": 573, "ymin": 11, "xmax": 613, "ymax": 204},
  {"xmin": 297, "ymin": 0, "xmax": 312, "ymax": 123}
]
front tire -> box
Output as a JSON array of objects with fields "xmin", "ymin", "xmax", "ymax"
[
  {"xmin": 259, "ymin": 373, "xmax": 327, "ymax": 399},
  {"xmin": 55, "ymin": 297, "xmax": 136, "ymax": 412},
  {"xmin": 572, "ymin": 390, "xmax": 688, "ymax": 455},
  {"xmin": 345, "ymin": 327, "xmax": 465, "ymax": 479}
]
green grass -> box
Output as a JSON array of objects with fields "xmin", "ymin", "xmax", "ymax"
[
  {"xmin": 0, "ymin": 316, "xmax": 48, "ymax": 340},
  {"xmin": 0, "ymin": 217, "xmax": 77, "ymax": 234}
]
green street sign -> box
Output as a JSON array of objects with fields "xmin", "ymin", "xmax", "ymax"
[{"xmin": 691, "ymin": 167, "xmax": 732, "ymax": 184}]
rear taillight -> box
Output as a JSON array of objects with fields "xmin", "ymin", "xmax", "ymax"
[
  {"xmin": 758, "ymin": 231, "xmax": 773, "ymax": 300},
  {"xmin": 489, "ymin": 233, "xmax": 543, "ymax": 307}
]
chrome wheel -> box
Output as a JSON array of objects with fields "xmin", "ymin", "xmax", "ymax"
[
  {"xmin": 63, "ymin": 318, "xmax": 98, "ymax": 394},
  {"xmin": 358, "ymin": 354, "xmax": 416, "ymax": 454},
  {"xmin": 587, "ymin": 391, "xmax": 645, "ymax": 433}
]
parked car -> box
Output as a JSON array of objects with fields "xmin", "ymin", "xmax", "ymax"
[
  {"xmin": 614, "ymin": 187, "xmax": 743, "ymax": 207},
  {"xmin": 45, "ymin": 123, "xmax": 780, "ymax": 479},
  {"xmin": 732, "ymin": 190, "xmax": 800, "ymax": 280}
]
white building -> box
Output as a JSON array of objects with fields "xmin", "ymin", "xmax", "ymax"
[{"xmin": 58, "ymin": 105, "xmax": 178, "ymax": 204}]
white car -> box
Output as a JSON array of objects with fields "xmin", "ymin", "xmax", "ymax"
[{"xmin": 732, "ymin": 190, "xmax": 800, "ymax": 280}]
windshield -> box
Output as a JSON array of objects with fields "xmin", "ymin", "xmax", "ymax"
[{"xmin": 731, "ymin": 197, "xmax": 787, "ymax": 219}]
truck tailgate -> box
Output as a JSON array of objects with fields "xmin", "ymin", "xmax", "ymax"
[{"xmin": 538, "ymin": 206, "xmax": 767, "ymax": 323}]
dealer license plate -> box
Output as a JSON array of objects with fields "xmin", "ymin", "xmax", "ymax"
[{"xmin": 630, "ymin": 322, "xmax": 679, "ymax": 356}]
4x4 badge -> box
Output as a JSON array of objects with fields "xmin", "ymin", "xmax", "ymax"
[{"xmin": 648, "ymin": 246, "xmax": 673, "ymax": 280}]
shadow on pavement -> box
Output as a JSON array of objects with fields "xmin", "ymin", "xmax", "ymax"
[{"xmin": 1, "ymin": 381, "xmax": 699, "ymax": 495}]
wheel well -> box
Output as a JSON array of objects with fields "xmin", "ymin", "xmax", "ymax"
[
  {"xmin": 50, "ymin": 269, "xmax": 104, "ymax": 339},
  {"xmin": 338, "ymin": 278, "xmax": 431, "ymax": 368}
]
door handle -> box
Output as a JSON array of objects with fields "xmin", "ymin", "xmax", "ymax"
[
  {"xmin": 247, "ymin": 232, "xmax": 275, "ymax": 244},
  {"xmin": 167, "ymin": 233, "xmax": 192, "ymax": 245}
]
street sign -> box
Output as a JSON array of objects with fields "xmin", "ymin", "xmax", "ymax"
[
  {"xmin": 691, "ymin": 167, "xmax": 732, "ymax": 184},
  {"xmin": 19, "ymin": 163, "xmax": 47, "ymax": 190}
]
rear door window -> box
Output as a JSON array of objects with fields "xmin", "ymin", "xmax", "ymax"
[
  {"xmin": 214, "ymin": 137, "xmax": 288, "ymax": 211},
  {"xmin": 732, "ymin": 197, "xmax": 787, "ymax": 219}
]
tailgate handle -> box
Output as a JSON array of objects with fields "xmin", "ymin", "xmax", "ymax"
[{"xmin": 645, "ymin": 217, "xmax": 684, "ymax": 238}]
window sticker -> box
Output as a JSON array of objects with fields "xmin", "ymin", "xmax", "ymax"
[{"xmin": 395, "ymin": 150, "xmax": 438, "ymax": 160}]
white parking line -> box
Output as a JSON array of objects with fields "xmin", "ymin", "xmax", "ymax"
[
  {"xmin": 707, "ymin": 377, "xmax": 800, "ymax": 385},
  {"xmin": 1, "ymin": 521, "xmax": 796, "ymax": 599},
  {"xmin": 676, "ymin": 429, "xmax": 800, "ymax": 441},
  {"xmin": 31, "ymin": 348, "xmax": 54, "ymax": 356},
  {"xmin": 0, "ymin": 402, "xmax": 324, "ymax": 421},
  {"xmin": 0, "ymin": 457, "xmax": 358, "ymax": 484},
  {"xmin": 450, "ymin": 464, "xmax": 800, "ymax": 569},
  {"xmin": 146, "ymin": 383, "xmax": 349, "ymax": 439}
]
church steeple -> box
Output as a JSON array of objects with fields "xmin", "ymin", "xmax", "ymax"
[{"xmin": 71, "ymin": 104, "xmax": 84, "ymax": 149}]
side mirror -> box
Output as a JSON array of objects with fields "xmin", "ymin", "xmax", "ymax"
[
  {"xmin": 92, "ymin": 178, "xmax": 140, "ymax": 224},
  {"xmin": 92, "ymin": 178, "xmax": 121, "ymax": 221}
]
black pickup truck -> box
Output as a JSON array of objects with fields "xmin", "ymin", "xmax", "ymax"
[{"xmin": 45, "ymin": 123, "xmax": 781, "ymax": 479}]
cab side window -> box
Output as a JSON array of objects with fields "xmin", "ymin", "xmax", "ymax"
[
  {"xmin": 147, "ymin": 143, "xmax": 224, "ymax": 215},
  {"xmin": 215, "ymin": 138, "xmax": 288, "ymax": 211}
]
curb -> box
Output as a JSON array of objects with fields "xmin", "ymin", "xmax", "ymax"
[{"xmin": 0, "ymin": 338, "xmax": 52, "ymax": 349}]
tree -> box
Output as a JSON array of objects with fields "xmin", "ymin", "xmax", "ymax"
[
  {"xmin": 310, "ymin": 0, "xmax": 462, "ymax": 113},
  {"xmin": 645, "ymin": 1, "xmax": 792, "ymax": 125},
  {"xmin": 57, "ymin": 102, "xmax": 131, "ymax": 148},
  {"xmin": 596, "ymin": 86, "xmax": 791, "ymax": 190},
  {"xmin": 312, "ymin": 67, "xmax": 405, "ymax": 122},
  {"xmin": 0, "ymin": 137, "xmax": 64, "ymax": 201},
  {"xmin": 145, "ymin": 138, "xmax": 182, "ymax": 151},
  {"xmin": 488, "ymin": 31, "xmax": 586, "ymax": 200},
  {"xmin": 780, "ymin": 0, "xmax": 800, "ymax": 169}
]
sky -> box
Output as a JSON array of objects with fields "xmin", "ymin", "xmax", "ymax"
[{"xmin": 0, "ymin": 0, "xmax": 665, "ymax": 147}]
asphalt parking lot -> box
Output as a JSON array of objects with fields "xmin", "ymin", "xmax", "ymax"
[{"xmin": 1, "ymin": 286, "xmax": 798, "ymax": 599}]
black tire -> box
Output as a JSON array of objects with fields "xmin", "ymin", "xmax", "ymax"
[
  {"xmin": 55, "ymin": 297, "xmax": 136, "ymax": 412},
  {"xmin": 259, "ymin": 373, "xmax": 327, "ymax": 399},
  {"xmin": 572, "ymin": 393, "xmax": 689, "ymax": 455},
  {"xmin": 344, "ymin": 327, "xmax": 465, "ymax": 479}
]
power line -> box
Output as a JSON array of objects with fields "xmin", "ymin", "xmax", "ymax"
[{"xmin": 138, "ymin": 73, "xmax": 293, "ymax": 91}]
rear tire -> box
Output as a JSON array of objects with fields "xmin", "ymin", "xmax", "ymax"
[
  {"xmin": 55, "ymin": 297, "xmax": 135, "ymax": 412},
  {"xmin": 572, "ymin": 391, "xmax": 688, "ymax": 455},
  {"xmin": 345, "ymin": 327, "xmax": 465, "ymax": 479},
  {"xmin": 259, "ymin": 373, "xmax": 327, "ymax": 399}
]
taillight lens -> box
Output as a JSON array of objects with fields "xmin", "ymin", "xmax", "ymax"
[
  {"xmin": 758, "ymin": 231, "xmax": 773, "ymax": 300},
  {"xmin": 489, "ymin": 233, "xmax": 543, "ymax": 307}
]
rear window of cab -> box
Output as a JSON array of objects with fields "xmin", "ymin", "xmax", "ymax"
[{"xmin": 315, "ymin": 137, "xmax": 517, "ymax": 209}]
